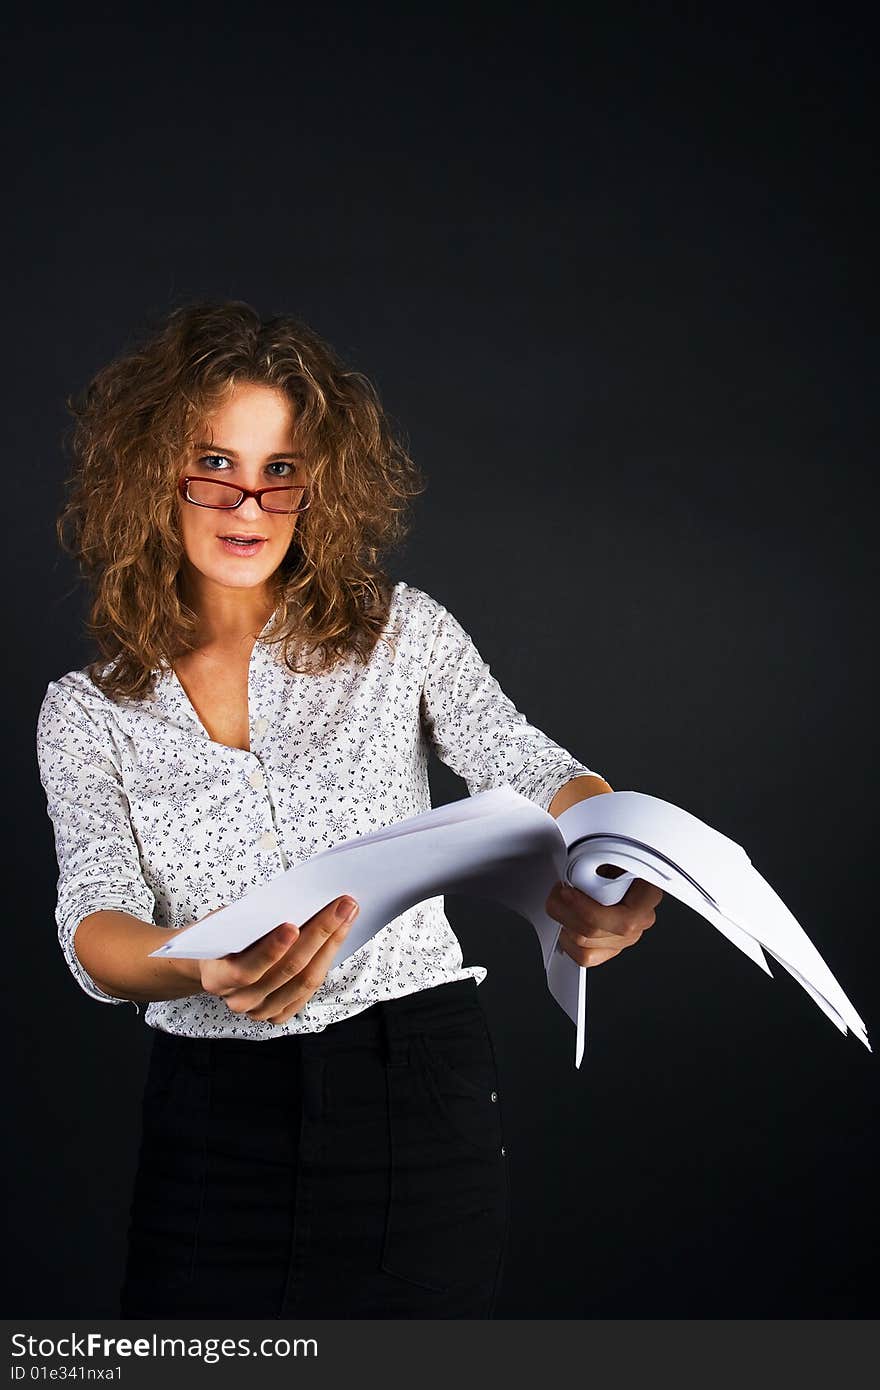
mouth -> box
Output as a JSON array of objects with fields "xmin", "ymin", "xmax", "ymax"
[{"xmin": 218, "ymin": 534, "xmax": 268, "ymax": 554}]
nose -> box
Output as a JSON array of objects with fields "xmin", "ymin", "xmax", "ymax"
[{"xmin": 236, "ymin": 490, "xmax": 267, "ymax": 519}]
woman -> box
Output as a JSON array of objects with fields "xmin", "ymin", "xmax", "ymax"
[{"xmin": 35, "ymin": 300, "xmax": 662, "ymax": 1320}]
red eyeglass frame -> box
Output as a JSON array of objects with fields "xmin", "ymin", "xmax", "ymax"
[{"xmin": 178, "ymin": 475, "xmax": 311, "ymax": 514}]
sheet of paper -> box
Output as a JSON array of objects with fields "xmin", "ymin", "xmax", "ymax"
[
  {"xmin": 150, "ymin": 785, "xmax": 870, "ymax": 1063},
  {"xmin": 556, "ymin": 793, "xmax": 870, "ymax": 1051},
  {"xmin": 151, "ymin": 784, "xmax": 570, "ymax": 980}
]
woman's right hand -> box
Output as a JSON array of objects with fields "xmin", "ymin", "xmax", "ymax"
[{"xmin": 190, "ymin": 894, "xmax": 360, "ymax": 1025}]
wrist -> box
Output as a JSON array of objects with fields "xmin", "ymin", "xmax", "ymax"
[
  {"xmin": 548, "ymin": 774, "xmax": 614, "ymax": 819},
  {"xmin": 168, "ymin": 932, "xmax": 204, "ymax": 990}
]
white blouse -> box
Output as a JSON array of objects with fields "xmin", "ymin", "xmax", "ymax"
[{"xmin": 35, "ymin": 580, "xmax": 603, "ymax": 1038}]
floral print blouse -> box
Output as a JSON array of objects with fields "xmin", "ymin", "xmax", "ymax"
[{"xmin": 35, "ymin": 580, "xmax": 602, "ymax": 1038}]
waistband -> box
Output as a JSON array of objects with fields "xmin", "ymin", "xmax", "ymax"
[{"xmin": 148, "ymin": 976, "xmax": 482, "ymax": 1071}]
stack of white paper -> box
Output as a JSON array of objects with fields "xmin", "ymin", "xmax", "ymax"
[{"xmin": 150, "ymin": 786, "xmax": 870, "ymax": 1066}]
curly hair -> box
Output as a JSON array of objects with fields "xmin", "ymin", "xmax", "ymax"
[{"xmin": 56, "ymin": 299, "xmax": 426, "ymax": 702}]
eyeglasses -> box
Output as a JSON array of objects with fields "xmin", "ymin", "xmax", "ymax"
[{"xmin": 178, "ymin": 476, "xmax": 311, "ymax": 514}]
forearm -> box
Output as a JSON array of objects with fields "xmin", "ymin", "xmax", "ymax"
[
  {"xmin": 548, "ymin": 773, "xmax": 614, "ymax": 818},
  {"xmin": 73, "ymin": 911, "xmax": 204, "ymax": 1003}
]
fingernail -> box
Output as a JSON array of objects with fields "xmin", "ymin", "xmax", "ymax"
[
  {"xmin": 335, "ymin": 897, "xmax": 359, "ymax": 925},
  {"xmin": 279, "ymin": 923, "xmax": 299, "ymax": 942}
]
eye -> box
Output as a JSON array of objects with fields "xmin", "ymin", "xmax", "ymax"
[
  {"xmin": 267, "ymin": 460, "xmax": 296, "ymax": 477},
  {"xmin": 197, "ymin": 454, "xmax": 230, "ymax": 471}
]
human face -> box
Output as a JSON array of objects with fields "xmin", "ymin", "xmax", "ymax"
[{"xmin": 177, "ymin": 381, "xmax": 305, "ymax": 601}]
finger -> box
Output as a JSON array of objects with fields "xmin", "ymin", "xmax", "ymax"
[
  {"xmin": 620, "ymin": 877, "xmax": 664, "ymax": 912},
  {"xmin": 298, "ymin": 894, "xmax": 361, "ymax": 955},
  {"xmin": 214, "ymin": 894, "xmax": 357, "ymax": 999},
  {"xmin": 244, "ymin": 909, "xmax": 359, "ymax": 1022},
  {"xmin": 548, "ymin": 878, "xmax": 661, "ymax": 942},
  {"xmin": 546, "ymin": 882, "xmax": 632, "ymax": 935},
  {"xmin": 210, "ymin": 921, "xmax": 302, "ymax": 997},
  {"xmin": 557, "ymin": 931, "xmax": 625, "ymax": 968},
  {"xmin": 559, "ymin": 919, "xmax": 644, "ymax": 949},
  {"xmin": 226, "ymin": 897, "xmax": 360, "ymax": 1018},
  {"xmin": 558, "ymin": 923, "xmax": 624, "ymax": 949},
  {"xmin": 548, "ymin": 875, "xmax": 663, "ymax": 916}
]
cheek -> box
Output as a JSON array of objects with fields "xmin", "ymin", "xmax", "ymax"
[
  {"xmin": 278, "ymin": 516, "xmax": 299, "ymax": 547},
  {"xmin": 178, "ymin": 503, "xmax": 214, "ymax": 558}
]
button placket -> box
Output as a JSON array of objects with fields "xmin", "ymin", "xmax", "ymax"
[{"xmin": 245, "ymin": 753, "xmax": 290, "ymax": 871}]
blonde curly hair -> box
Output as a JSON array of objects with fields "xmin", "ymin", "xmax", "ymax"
[{"xmin": 56, "ymin": 299, "xmax": 426, "ymax": 701}]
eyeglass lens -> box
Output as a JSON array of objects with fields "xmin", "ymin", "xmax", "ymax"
[{"xmin": 186, "ymin": 479, "xmax": 306, "ymax": 514}]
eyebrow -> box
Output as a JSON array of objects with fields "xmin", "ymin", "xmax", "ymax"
[{"xmin": 193, "ymin": 443, "xmax": 305, "ymax": 460}]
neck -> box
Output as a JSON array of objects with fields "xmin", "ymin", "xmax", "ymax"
[{"xmin": 179, "ymin": 567, "xmax": 277, "ymax": 652}]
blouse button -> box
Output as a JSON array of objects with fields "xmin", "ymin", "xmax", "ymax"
[
  {"xmin": 249, "ymin": 769, "xmax": 265, "ymax": 790},
  {"xmin": 253, "ymin": 717, "xmax": 269, "ymax": 736},
  {"xmin": 258, "ymin": 831, "xmax": 278, "ymax": 851}
]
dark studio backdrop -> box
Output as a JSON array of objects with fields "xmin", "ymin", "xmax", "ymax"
[{"xmin": 3, "ymin": 3, "xmax": 876, "ymax": 1319}]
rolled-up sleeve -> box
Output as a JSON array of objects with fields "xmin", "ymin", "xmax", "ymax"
[
  {"xmin": 419, "ymin": 599, "xmax": 605, "ymax": 812},
  {"xmin": 35, "ymin": 679, "xmax": 157, "ymax": 1007}
]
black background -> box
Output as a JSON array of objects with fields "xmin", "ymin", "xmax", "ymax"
[{"xmin": 4, "ymin": 3, "xmax": 876, "ymax": 1318}]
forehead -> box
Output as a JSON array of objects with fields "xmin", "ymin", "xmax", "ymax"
[{"xmin": 198, "ymin": 382, "xmax": 297, "ymax": 440}]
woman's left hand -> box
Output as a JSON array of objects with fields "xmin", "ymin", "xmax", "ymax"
[{"xmin": 545, "ymin": 869, "xmax": 664, "ymax": 968}]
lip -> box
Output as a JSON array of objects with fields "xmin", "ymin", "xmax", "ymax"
[
  {"xmin": 218, "ymin": 535, "xmax": 268, "ymax": 557},
  {"xmin": 218, "ymin": 534, "xmax": 267, "ymax": 541}
]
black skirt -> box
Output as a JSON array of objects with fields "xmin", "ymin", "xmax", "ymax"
[{"xmin": 119, "ymin": 976, "xmax": 511, "ymax": 1319}]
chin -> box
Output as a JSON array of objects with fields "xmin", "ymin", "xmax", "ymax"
[
  {"xmin": 218, "ymin": 569, "xmax": 276, "ymax": 587},
  {"xmin": 188, "ymin": 553, "xmax": 281, "ymax": 587}
]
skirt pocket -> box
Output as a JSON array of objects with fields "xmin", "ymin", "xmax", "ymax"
[
  {"xmin": 380, "ymin": 1021, "xmax": 509, "ymax": 1297},
  {"xmin": 415, "ymin": 1019, "xmax": 506, "ymax": 1158}
]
